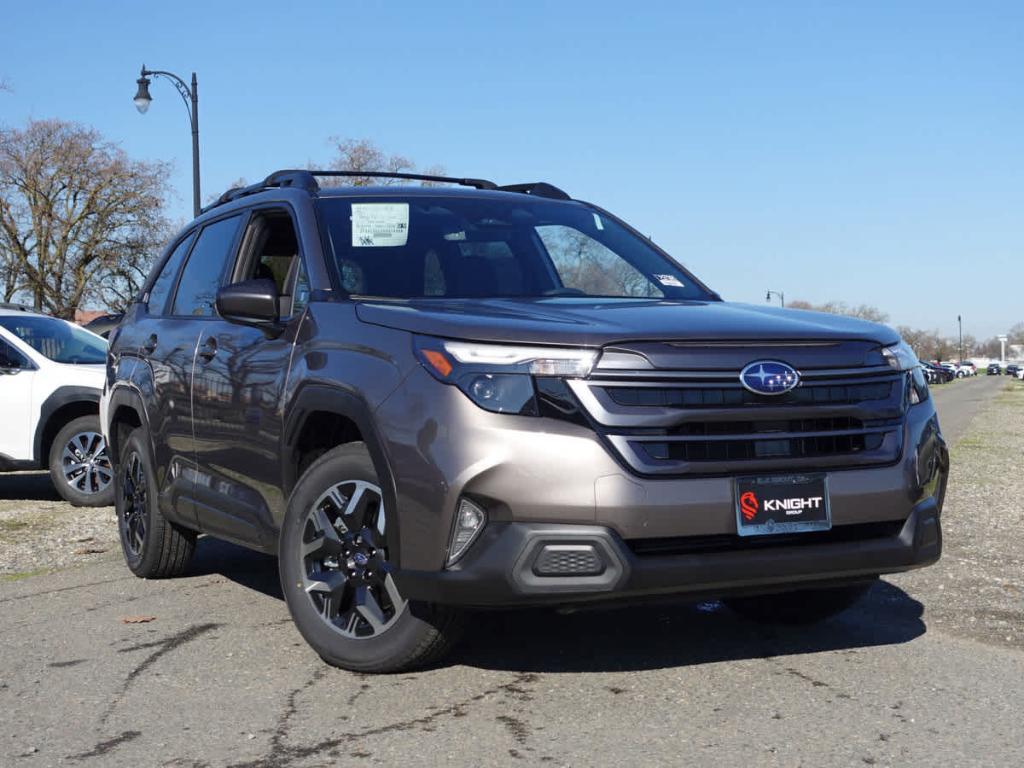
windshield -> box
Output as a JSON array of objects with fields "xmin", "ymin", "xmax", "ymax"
[
  {"xmin": 0, "ymin": 316, "xmax": 107, "ymax": 364},
  {"xmin": 317, "ymin": 195, "xmax": 713, "ymax": 301}
]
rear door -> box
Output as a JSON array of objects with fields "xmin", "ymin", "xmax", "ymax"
[
  {"xmin": 130, "ymin": 215, "xmax": 245, "ymax": 525},
  {"xmin": 191, "ymin": 207, "xmax": 308, "ymax": 546}
]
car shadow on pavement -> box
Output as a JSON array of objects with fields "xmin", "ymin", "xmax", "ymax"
[
  {"xmin": 189, "ymin": 536, "xmax": 282, "ymax": 598},
  {"xmin": 186, "ymin": 537, "xmax": 926, "ymax": 673},
  {"xmin": 452, "ymin": 581, "xmax": 926, "ymax": 672},
  {"xmin": 0, "ymin": 471, "xmax": 61, "ymax": 501}
]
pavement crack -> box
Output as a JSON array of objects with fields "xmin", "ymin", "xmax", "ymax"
[
  {"xmin": 100, "ymin": 622, "xmax": 221, "ymax": 726},
  {"xmin": 69, "ymin": 729, "xmax": 142, "ymax": 761},
  {"xmin": 0, "ymin": 575, "xmax": 131, "ymax": 604},
  {"xmin": 229, "ymin": 671, "xmax": 539, "ymax": 768}
]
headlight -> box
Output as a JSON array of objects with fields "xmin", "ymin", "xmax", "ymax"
[
  {"xmin": 881, "ymin": 340, "xmax": 919, "ymax": 371},
  {"xmin": 881, "ymin": 341, "xmax": 929, "ymax": 405},
  {"xmin": 443, "ymin": 341, "xmax": 598, "ymax": 377},
  {"xmin": 415, "ymin": 337, "xmax": 597, "ymax": 414}
]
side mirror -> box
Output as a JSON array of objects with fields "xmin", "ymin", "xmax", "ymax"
[{"xmin": 216, "ymin": 278, "xmax": 280, "ymax": 326}]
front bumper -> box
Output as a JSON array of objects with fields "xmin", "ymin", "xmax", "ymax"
[{"xmin": 393, "ymin": 496, "xmax": 942, "ymax": 607}]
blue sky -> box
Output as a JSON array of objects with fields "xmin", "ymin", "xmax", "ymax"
[{"xmin": 2, "ymin": 1, "xmax": 1021, "ymax": 338}]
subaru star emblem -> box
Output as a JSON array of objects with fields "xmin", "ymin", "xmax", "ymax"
[{"xmin": 740, "ymin": 360, "xmax": 800, "ymax": 395}]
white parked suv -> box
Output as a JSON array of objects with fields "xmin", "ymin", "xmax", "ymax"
[{"xmin": 0, "ymin": 306, "xmax": 113, "ymax": 506}]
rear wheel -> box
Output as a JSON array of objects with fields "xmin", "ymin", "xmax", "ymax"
[
  {"xmin": 115, "ymin": 427, "xmax": 196, "ymax": 578},
  {"xmin": 724, "ymin": 583, "xmax": 873, "ymax": 625},
  {"xmin": 279, "ymin": 442, "xmax": 462, "ymax": 673},
  {"xmin": 49, "ymin": 415, "xmax": 114, "ymax": 507}
]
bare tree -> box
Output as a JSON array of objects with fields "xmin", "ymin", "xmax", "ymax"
[
  {"xmin": 321, "ymin": 138, "xmax": 443, "ymax": 185},
  {"xmin": 790, "ymin": 299, "xmax": 890, "ymax": 323},
  {"xmin": 0, "ymin": 119, "xmax": 171, "ymax": 317},
  {"xmin": 1009, "ymin": 322, "xmax": 1024, "ymax": 346}
]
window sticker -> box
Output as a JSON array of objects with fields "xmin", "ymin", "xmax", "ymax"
[
  {"xmin": 351, "ymin": 203, "xmax": 409, "ymax": 247},
  {"xmin": 654, "ymin": 274, "xmax": 685, "ymax": 288}
]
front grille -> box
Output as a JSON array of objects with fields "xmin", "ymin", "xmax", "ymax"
[
  {"xmin": 606, "ymin": 381, "xmax": 893, "ymax": 408},
  {"xmin": 568, "ymin": 345, "xmax": 908, "ymax": 476},
  {"xmin": 640, "ymin": 431, "xmax": 887, "ymax": 463}
]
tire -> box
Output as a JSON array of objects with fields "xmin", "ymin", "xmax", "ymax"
[
  {"xmin": 724, "ymin": 582, "xmax": 873, "ymax": 625},
  {"xmin": 49, "ymin": 415, "xmax": 115, "ymax": 507},
  {"xmin": 279, "ymin": 442, "xmax": 463, "ymax": 673},
  {"xmin": 114, "ymin": 427, "xmax": 196, "ymax": 578}
]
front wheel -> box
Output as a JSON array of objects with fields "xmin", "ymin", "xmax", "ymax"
[
  {"xmin": 724, "ymin": 582, "xmax": 873, "ymax": 625},
  {"xmin": 279, "ymin": 442, "xmax": 463, "ymax": 673}
]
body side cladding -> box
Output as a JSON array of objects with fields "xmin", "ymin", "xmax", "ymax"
[
  {"xmin": 104, "ymin": 383, "xmax": 156, "ymax": 466},
  {"xmin": 281, "ymin": 382, "xmax": 401, "ymax": 567},
  {"xmin": 33, "ymin": 386, "xmax": 102, "ymax": 465}
]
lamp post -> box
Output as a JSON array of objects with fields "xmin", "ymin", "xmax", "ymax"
[
  {"xmin": 998, "ymin": 334, "xmax": 1008, "ymax": 364},
  {"xmin": 133, "ymin": 64, "xmax": 201, "ymax": 217},
  {"xmin": 957, "ymin": 315, "xmax": 963, "ymax": 362},
  {"xmin": 765, "ymin": 290, "xmax": 785, "ymax": 307}
]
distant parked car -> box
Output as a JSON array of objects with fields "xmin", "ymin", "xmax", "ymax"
[
  {"xmin": 923, "ymin": 362, "xmax": 953, "ymax": 384},
  {"xmin": 0, "ymin": 307, "xmax": 112, "ymax": 506},
  {"xmin": 987, "ymin": 363, "xmax": 1002, "ymax": 375},
  {"xmin": 939, "ymin": 362, "xmax": 960, "ymax": 378},
  {"xmin": 83, "ymin": 313, "xmax": 123, "ymax": 339},
  {"xmin": 958, "ymin": 361, "xmax": 977, "ymax": 377},
  {"xmin": 1006, "ymin": 364, "xmax": 1021, "ymax": 378}
]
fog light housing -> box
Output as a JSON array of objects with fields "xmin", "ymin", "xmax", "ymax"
[{"xmin": 446, "ymin": 498, "xmax": 487, "ymax": 567}]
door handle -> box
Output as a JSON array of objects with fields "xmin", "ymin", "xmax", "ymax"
[
  {"xmin": 198, "ymin": 337, "xmax": 218, "ymax": 363},
  {"xmin": 142, "ymin": 334, "xmax": 158, "ymax": 355}
]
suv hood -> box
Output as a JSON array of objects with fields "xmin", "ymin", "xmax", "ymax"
[{"xmin": 356, "ymin": 298, "xmax": 898, "ymax": 348}]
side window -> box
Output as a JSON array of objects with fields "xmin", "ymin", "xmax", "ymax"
[
  {"xmin": 146, "ymin": 233, "xmax": 195, "ymax": 315},
  {"xmin": 233, "ymin": 211, "xmax": 304, "ymax": 317},
  {"xmin": 171, "ymin": 216, "xmax": 243, "ymax": 317},
  {"xmin": 0, "ymin": 338, "xmax": 29, "ymax": 369},
  {"xmin": 536, "ymin": 225, "xmax": 664, "ymax": 298}
]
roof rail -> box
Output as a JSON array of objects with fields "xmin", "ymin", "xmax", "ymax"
[
  {"xmin": 498, "ymin": 182, "xmax": 571, "ymax": 201},
  {"xmin": 0, "ymin": 302, "xmax": 34, "ymax": 312},
  {"xmin": 303, "ymin": 170, "xmax": 499, "ymax": 190},
  {"xmin": 202, "ymin": 169, "xmax": 571, "ymax": 213}
]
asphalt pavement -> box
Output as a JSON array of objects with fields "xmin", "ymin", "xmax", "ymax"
[{"xmin": 1, "ymin": 374, "xmax": 1019, "ymax": 767}]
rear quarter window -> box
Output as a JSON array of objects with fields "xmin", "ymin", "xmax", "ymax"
[{"xmin": 146, "ymin": 233, "xmax": 195, "ymax": 314}]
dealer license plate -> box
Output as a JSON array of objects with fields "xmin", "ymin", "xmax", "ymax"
[{"xmin": 735, "ymin": 474, "xmax": 831, "ymax": 537}]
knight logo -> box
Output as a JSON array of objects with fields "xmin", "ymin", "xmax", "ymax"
[
  {"xmin": 739, "ymin": 491, "xmax": 759, "ymax": 521},
  {"xmin": 764, "ymin": 496, "xmax": 824, "ymax": 516}
]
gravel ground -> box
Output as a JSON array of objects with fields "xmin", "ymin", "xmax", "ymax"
[
  {"xmin": 891, "ymin": 380, "xmax": 1024, "ymax": 650},
  {"xmin": 0, "ymin": 472, "xmax": 116, "ymax": 578}
]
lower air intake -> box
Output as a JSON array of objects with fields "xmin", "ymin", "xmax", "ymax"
[{"xmin": 532, "ymin": 544, "xmax": 606, "ymax": 577}]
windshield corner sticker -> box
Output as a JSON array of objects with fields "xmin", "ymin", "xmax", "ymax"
[
  {"xmin": 654, "ymin": 274, "xmax": 684, "ymax": 288},
  {"xmin": 351, "ymin": 203, "xmax": 409, "ymax": 247}
]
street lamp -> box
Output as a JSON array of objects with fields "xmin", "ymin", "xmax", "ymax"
[
  {"xmin": 765, "ymin": 290, "xmax": 785, "ymax": 307},
  {"xmin": 957, "ymin": 315, "xmax": 963, "ymax": 362},
  {"xmin": 133, "ymin": 64, "xmax": 201, "ymax": 217}
]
